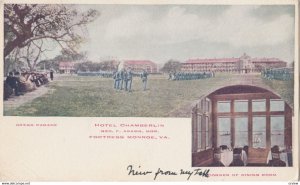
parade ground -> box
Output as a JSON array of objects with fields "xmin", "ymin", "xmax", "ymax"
[{"xmin": 4, "ymin": 73, "xmax": 294, "ymax": 117}]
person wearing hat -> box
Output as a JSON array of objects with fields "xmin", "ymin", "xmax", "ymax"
[
  {"xmin": 50, "ymin": 70, "xmax": 54, "ymax": 81},
  {"xmin": 123, "ymin": 69, "xmax": 128, "ymax": 91},
  {"xmin": 6, "ymin": 71, "xmax": 21, "ymax": 96},
  {"xmin": 113, "ymin": 70, "xmax": 118, "ymax": 89},
  {"xmin": 210, "ymin": 148, "xmax": 225, "ymax": 167},
  {"xmin": 119, "ymin": 68, "xmax": 125, "ymax": 90},
  {"xmin": 268, "ymin": 145, "xmax": 286, "ymax": 167},
  {"xmin": 140, "ymin": 69, "xmax": 148, "ymax": 91},
  {"xmin": 229, "ymin": 148, "xmax": 244, "ymax": 166},
  {"xmin": 126, "ymin": 68, "xmax": 133, "ymax": 92}
]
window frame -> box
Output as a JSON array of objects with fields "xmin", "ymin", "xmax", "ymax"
[
  {"xmin": 211, "ymin": 92, "xmax": 286, "ymax": 149},
  {"xmin": 192, "ymin": 98, "xmax": 212, "ymax": 152}
]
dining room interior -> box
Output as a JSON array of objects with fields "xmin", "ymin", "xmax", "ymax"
[{"xmin": 191, "ymin": 85, "xmax": 293, "ymax": 167}]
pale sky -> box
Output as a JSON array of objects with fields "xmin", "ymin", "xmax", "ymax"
[{"xmin": 43, "ymin": 5, "xmax": 295, "ymax": 65}]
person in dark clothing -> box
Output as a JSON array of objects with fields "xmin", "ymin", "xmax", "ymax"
[
  {"xmin": 210, "ymin": 148, "xmax": 225, "ymax": 167},
  {"xmin": 14, "ymin": 71, "xmax": 24, "ymax": 95},
  {"xmin": 229, "ymin": 148, "xmax": 244, "ymax": 166},
  {"xmin": 126, "ymin": 68, "xmax": 133, "ymax": 92},
  {"xmin": 4, "ymin": 82, "xmax": 13, "ymax": 100},
  {"xmin": 140, "ymin": 69, "xmax": 148, "ymax": 91},
  {"xmin": 268, "ymin": 157, "xmax": 286, "ymax": 167},
  {"xmin": 119, "ymin": 69, "xmax": 125, "ymax": 90},
  {"xmin": 123, "ymin": 69, "xmax": 128, "ymax": 91},
  {"xmin": 113, "ymin": 70, "xmax": 118, "ymax": 89},
  {"xmin": 268, "ymin": 145, "xmax": 286, "ymax": 167},
  {"xmin": 6, "ymin": 72, "xmax": 15, "ymax": 88},
  {"xmin": 168, "ymin": 72, "xmax": 172, "ymax": 80},
  {"xmin": 5, "ymin": 72, "xmax": 20, "ymax": 96},
  {"xmin": 50, "ymin": 70, "xmax": 54, "ymax": 81},
  {"xmin": 31, "ymin": 73, "xmax": 41, "ymax": 87},
  {"xmin": 220, "ymin": 145, "xmax": 228, "ymax": 150},
  {"xmin": 243, "ymin": 145, "xmax": 249, "ymax": 156}
]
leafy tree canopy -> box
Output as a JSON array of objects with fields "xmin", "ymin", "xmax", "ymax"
[{"xmin": 4, "ymin": 4, "xmax": 99, "ymax": 58}]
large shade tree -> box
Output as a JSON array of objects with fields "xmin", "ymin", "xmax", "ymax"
[
  {"xmin": 161, "ymin": 59, "xmax": 182, "ymax": 73},
  {"xmin": 37, "ymin": 50, "xmax": 87, "ymax": 71},
  {"xmin": 4, "ymin": 4, "xmax": 99, "ymax": 58}
]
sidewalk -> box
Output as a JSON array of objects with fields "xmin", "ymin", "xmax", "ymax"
[{"xmin": 4, "ymin": 83, "xmax": 53, "ymax": 112}]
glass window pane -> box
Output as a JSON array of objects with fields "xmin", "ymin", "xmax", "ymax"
[
  {"xmin": 235, "ymin": 117, "xmax": 248, "ymax": 147},
  {"xmin": 218, "ymin": 117, "xmax": 231, "ymax": 147},
  {"xmin": 234, "ymin": 100, "xmax": 248, "ymax": 112},
  {"xmin": 197, "ymin": 115, "xmax": 202, "ymax": 149},
  {"xmin": 271, "ymin": 116, "xmax": 285, "ymax": 148},
  {"xmin": 192, "ymin": 113, "xmax": 198, "ymax": 152},
  {"xmin": 252, "ymin": 99, "xmax": 266, "ymax": 112},
  {"xmin": 205, "ymin": 98, "xmax": 210, "ymax": 112},
  {"xmin": 205, "ymin": 117, "xmax": 209, "ymax": 148},
  {"xmin": 206, "ymin": 102, "xmax": 210, "ymax": 112},
  {"xmin": 270, "ymin": 99, "xmax": 285, "ymax": 111},
  {"xmin": 253, "ymin": 116, "xmax": 266, "ymax": 148},
  {"xmin": 217, "ymin": 101, "xmax": 230, "ymax": 113}
]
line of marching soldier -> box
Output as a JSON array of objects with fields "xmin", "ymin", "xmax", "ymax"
[
  {"xmin": 77, "ymin": 71, "xmax": 114, "ymax": 78},
  {"xmin": 261, "ymin": 68, "xmax": 293, "ymax": 81},
  {"xmin": 4, "ymin": 71, "xmax": 49, "ymax": 100},
  {"xmin": 113, "ymin": 68, "xmax": 133, "ymax": 91},
  {"xmin": 168, "ymin": 71, "xmax": 215, "ymax": 81},
  {"xmin": 113, "ymin": 69, "xmax": 148, "ymax": 91}
]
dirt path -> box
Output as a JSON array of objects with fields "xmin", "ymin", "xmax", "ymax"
[
  {"xmin": 3, "ymin": 74, "xmax": 70, "ymax": 112},
  {"xmin": 4, "ymin": 83, "xmax": 53, "ymax": 112}
]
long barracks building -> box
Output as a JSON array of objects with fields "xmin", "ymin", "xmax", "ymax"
[{"xmin": 181, "ymin": 53, "xmax": 287, "ymax": 73}]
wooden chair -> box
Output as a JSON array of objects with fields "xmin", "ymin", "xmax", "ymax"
[
  {"xmin": 230, "ymin": 148, "xmax": 244, "ymax": 167},
  {"xmin": 268, "ymin": 145, "xmax": 286, "ymax": 167}
]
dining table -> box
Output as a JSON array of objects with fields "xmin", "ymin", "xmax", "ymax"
[{"xmin": 220, "ymin": 149, "xmax": 248, "ymax": 166}]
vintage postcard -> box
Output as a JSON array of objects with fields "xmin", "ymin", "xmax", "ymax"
[{"xmin": 0, "ymin": 0, "xmax": 299, "ymax": 182}]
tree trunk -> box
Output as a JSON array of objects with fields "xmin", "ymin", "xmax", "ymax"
[
  {"xmin": 4, "ymin": 36, "xmax": 28, "ymax": 58},
  {"xmin": 4, "ymin": 41, "xmax": 17, "ymax": 58}
]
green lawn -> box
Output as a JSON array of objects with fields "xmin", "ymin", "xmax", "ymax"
[
  {"xmin": 262, "ymin": 77, "xmax": 294, "ymax": 109},
  {"xmin": 4, "ymin": 74, "xmax": 294, "ymax": 117}
]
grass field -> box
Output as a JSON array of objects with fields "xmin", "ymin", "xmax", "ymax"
[
  {"xmin": 261, "ymin": 77, "xmax": 294, "ymax": 108},
  {"xmin": 4, "ymin": 73, "xmax": 294, "ymax": 117}
]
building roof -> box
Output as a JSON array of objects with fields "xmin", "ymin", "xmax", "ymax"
[
  {"xmin": 251, "ymin": 58, "xmax": 285, "ymax": 63},
  {"xmin": 184, "ymin": 57, "xmax": 286, "ymax": 64},
  {"xmin": 185, "ymin": 58, "xmax": 240, "ymax": 64},
  {"xmin": 59, "ymin": 62, "xmax": 75, "ymax": 67},
  {"xmin": 124, "ymin": 60, "xmax": 157, "ymax": 66}
]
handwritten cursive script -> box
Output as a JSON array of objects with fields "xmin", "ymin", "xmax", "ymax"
[
  {"xmin": 127, "ymin": 165, "xmax": 210, "ymax": 180},
  {"xmin": 127, "ymin": 165, "xmax": 152, "ymax": 176}
]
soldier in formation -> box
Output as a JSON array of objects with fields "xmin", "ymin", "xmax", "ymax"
[
  {"xmin": 140, "ymin": 69, "xmax": 148, "ymax": 91},
  {"xmin": 77, "ymin": 71, "xmax": 114, "ymax": 77},
  {"xmin": 113, "ymin": 68, "xmax": 134, "ymax": 91},
  {"xmin": 168, "ymin": 71, "xmax": 214, "ymax": 81},
  {"xmin": 126, "ymin": 68, "xmax": 133, "ymax": 92},
  {"xmin": 261, "ymin": 68, "xmax": 293, "ymax": 81}
]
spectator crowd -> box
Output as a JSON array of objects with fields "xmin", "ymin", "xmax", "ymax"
[{"xmin": 4, "ymin": 70, "xmax": 53, "ymax": 100}]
